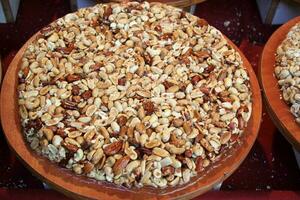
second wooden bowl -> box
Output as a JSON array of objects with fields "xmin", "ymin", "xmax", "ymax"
[{"xmin": 260, "ymin": 16, "xmax": 300, "ymax": 151}]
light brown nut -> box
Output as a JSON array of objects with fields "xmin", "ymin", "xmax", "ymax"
[
  {"xmin": 42, "ymin": 128, "xmax": 54, "ymax": 141},
  {"xmin": 200, "ymin": 138, "xmax": 214, "ymax": 152},
  {"xmin": 172, "ymin": 118, "xmax": 183, "ymax": 127},
  {"xmin": 182, "ymin": 122, "xmax": 192, "ymax": 134},
  {"xmin": 144, "ymin": 139, "xmax": 161, "ymax": 149},
  {"xmin": 165, "ymin": 144, "xmax": 185, "ymax": 155},
  {"xmin": 135, "ymin": 122, "xmax": 146, "ymax": 134},
  {"xmin": 153, "ymin": 147, "xmax": 170, "ymax": 157},
  {"xmin": 92, "ymin": 148, "xmax": 104, "ymax": 164},
  {"xmin": 220, "ymin": 131, "xmax": 231, "ymax": 144}
]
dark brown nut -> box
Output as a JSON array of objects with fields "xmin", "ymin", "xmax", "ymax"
[
  {"xmin": 113, "ymin": 156, "xmax": 130, "ymax": 175},
  {"xmin": 103, "ymin": 140, "xmax": 123, "ymax": 156},
  {"xmin": 197, "ymin": 18, "xmax": 208, "ymax": 26},
  {"xmin": 62, "ymin": 142, "xmax": 78, "ymax": 153},
  {"xmin": 56, "ymin": 128, "xmax": 67, "ymax": 138},
  {"xmin": 204, "ymin": 65, "xmax": 215, "ymax": 73},
  {"xmin": 61, "ymin": 100, "xmax": 77, "ymax": 110},
  {"xmin": 238, "ymin": 116, "xmax": 245, "ymax": 129},
  {"xmin": 160, "ymin": 33, "xmax": 173, "ymax": 40},
  {"xmin": 66, "ymin": 74, "xmax": 81, "ymax": 83},
  {"xmin": 194, "ymin": 133, "xmax": 204, "ymax": 143},
  {"xmin": 137, "ymin": 147, "xmax": 152, "ymax": 156},
  {"xmin": 26, "ymin": 118, "xmax": 43, "ymax": 131},
  {"xmin": 56, "ymin": 43, "xmax": 74, "ymax": 54},
  {"xmin": 180, "ymin": 11, "xmax": 186, "ymax": 19},
  {"xmin": 162, "ymin": 81, "xmax": 174, "ymax": 90},
  {"xmin": 143, "ymin": 52, "xmax": 152, "ymax": 65},
  {"xmin": 230, "ymin": 133, "xmax": 239, "ymax": 143},
  {"xmin": 118, "ymin": 77, "xmax": 126, "ymax": 86},
  {"xmin": 103, "ymin": 6, "xmax": 112, "ymax": 20},
  {"xmin": 162, "ymin": 166, "xmax": 175, "ymax": 176},
  {"xmin": 229, "ymin": 121, "xmax": 237, "ymax": 130},
  {"xmin": 184, "ymin": 149, "xmax": 193, "ymax": 158},
  {"xmin": 195, "ymin": 157, "xmax": 203, "ymax": 172},
  {"xmin": 191, "ymin": 75, "xmax": 201, "ymax": 85},
  {"xmin": 83, "ymin": 161, "xmax": 94, "ymax": 174},
  {"xmin": 179, "ymin": 83, "xmax": 186, "ymax": 92},
  {"xmin": 72, "ymin": 85, "xmax": 80, "ymax": 96},
  {"xmin": 154, "ymin": 25, "xmax": 162, "ymax": 32},
  {"xmin": 81, "ymin": 90, "xmax": 92, "ymax": 100},
  {"xmin": 117, "ymin": 116, "xmax": 128, "ymax": 126},
  {"xmin": 175, "ymin": 155, "xmax": 187, "ymax": 165},
  {"xmin": 143, "ymin": 101, "xmax": 155, "ymax": 115},
  {"xmin": 200, "ymin": 87, "xmax": 210, "ymax": 95}
]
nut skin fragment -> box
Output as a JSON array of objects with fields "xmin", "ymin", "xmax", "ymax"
[
  {"xmin": 81, "ymin": 90, "xmax": 92, "ymax": 100},
  {"xmin": 66, "ymin": 74, "xmax": 81, "ymax": 83}
]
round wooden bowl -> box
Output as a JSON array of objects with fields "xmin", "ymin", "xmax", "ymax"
[
  {"xmin": 259, "ymin": 16, "xmax": 300, "ymax": 151},
  {"xmin": 1, "ymin": 12, "xmax": 262, "ymax": 200}
]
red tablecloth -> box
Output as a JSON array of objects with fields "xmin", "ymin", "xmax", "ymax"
[{"xmin": 0, "ymin": 0, "xmax": 299, "ymax": 199}]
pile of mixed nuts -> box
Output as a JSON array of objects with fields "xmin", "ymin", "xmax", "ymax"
[
  {"xmin": 18, "ymin": 1, "xmax": 252, "ymax": 188},
  {"xmin": 275, "ymin": 23, "xmax": 300, "ymax": 124}
]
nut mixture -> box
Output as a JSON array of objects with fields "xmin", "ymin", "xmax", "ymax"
[
  {"xmin": 18, "ymin": 1, "xmax": 252, "ymax": 188},
  {"xmin": 275, "ymin": 23, "xmax": 300, "ymax": 124}
]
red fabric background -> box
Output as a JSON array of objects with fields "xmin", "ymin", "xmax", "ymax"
[{"xmin": 0, "ymin": 0, "xmax": 299, "ymax": 199}]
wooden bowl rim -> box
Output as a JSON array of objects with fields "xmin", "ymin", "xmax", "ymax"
[
  {"xmin": 259, "ymin": 16, "xmax": 300, "ymax": 151},
  {"xmin": 0, "ymin": 5, "xmax": 262, "ymax": 200}
]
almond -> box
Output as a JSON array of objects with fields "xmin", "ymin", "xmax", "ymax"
[
  {"xmin": 113, "ymin": 156, "xmax": 130, "ymax": 175},
  {"xmin": 103, "ymin": 140, "xmax": 123, "ymax": 156},
  {"xmin": 66, "ymin": 74, "xmax": 81, "ymax": 83},
  {"xmin": 191, "ymin": 75, "xmax": 201, "ymax": 85},
  {"xmin": 81, "ymin": 90, "xmax": 92, "ymax": 100}
]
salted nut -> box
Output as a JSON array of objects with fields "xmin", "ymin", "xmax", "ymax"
[
  {"xmin": 275, "ymin": 22, "xmax": 300, "ymax": 124},
  {"xmin": 18, "ymin": 1, "xmax": 252, "ymax": 188}
]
